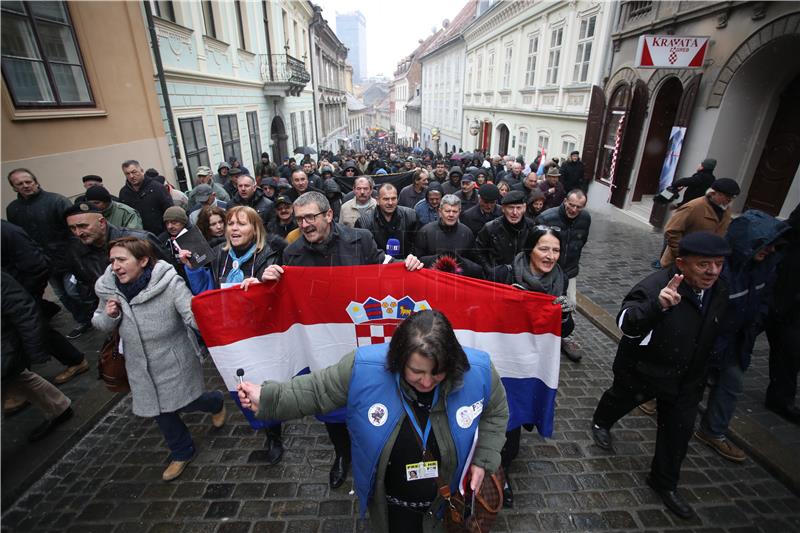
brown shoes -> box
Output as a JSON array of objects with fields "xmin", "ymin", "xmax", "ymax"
[
  {"xmin": 162, "ymin": 457, "xmax": 193, "ymax": 482},
  {"xmin": 638, "ymin": 399, "xmax": 657, "ymax": 416},
  {"xmin": 54, "ymin": 359, "xmax": 90, "ymax": 385},
  {"xmin": 694, "ymin": 430, "xmax": 746, "ymax": 463},
  {"xmin": 3, "ymin": 396, "xmax": 29, "ymax": 417},
  {"xmin": 211, "ymin": 404, "xmax": 226, "ymax": 428}
]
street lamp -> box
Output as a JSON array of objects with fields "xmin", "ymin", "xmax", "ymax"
[{"xmin": 468, "ymin": 119, "xmax": 480, "ymax": 151}]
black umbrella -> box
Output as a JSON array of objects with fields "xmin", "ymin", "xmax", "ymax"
[{"xmin": 294, "ymin": 146, "xmax": 317, "ymax": 155}]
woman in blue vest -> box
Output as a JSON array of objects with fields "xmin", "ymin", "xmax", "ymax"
[{"xmin": 237, "ymin": 310, "xmax": 509, "ymax": 533}]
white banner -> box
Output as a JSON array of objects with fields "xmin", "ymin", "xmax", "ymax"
[{"xmin": 635, "ymin": 35, "xmax": 709, "ymax": 69}]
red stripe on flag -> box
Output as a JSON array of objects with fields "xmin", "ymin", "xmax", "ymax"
[{"xmin": 191, "ymin": 263, "xmax": 561, "ymax": 348}]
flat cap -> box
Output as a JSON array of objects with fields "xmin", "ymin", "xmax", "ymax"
[
  {"xmin": 192, "ymin": 184, "xmax": 214, "ymax": 203},
  {"xmin": 501, "ymin": 190, "xmax": 526, "ymax": 205},
  {"xmin": 678, "ymin": 231, "xmax": 732, "ymax": 258},
  {"xmin": 478, "ymin": 183, "xmax": 500, "ymax": 202},
  {"xmin": 82, "ymin": 174, "xmax": 103, "ymax": 183},
  {"xmin": 711, "ymin": 178, "xmax": 740, "ymax": 196}
]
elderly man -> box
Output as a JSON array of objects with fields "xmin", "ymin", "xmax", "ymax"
[
  {"xmin": 230, "ymin": 174, "xmax": 274, "ymax": 226},
  {"xmin": 504, "ymin": 161, "xmax": 525, "ymax": 187},
  {"xmin": 539, "ymin": 167, "xmax": 566, "ymax": 210},
  {"xmin": 414, "ymin": 194, "xmax": 476, "ymax": 264},
  {"xmin": 475, "ymin": 190, "xmax": 534, "ymax": 280},
  {"xmin": 513, "ymin": 169, "xmax": 539, "ymax": 197},
  {"xmin": 260, "ymin": 191, "xmax": 422, "ymax": 490},
  {"xmin": 356, "ymin": 183, "xmax": 418, "ymax": 257},
  {"xmin": 188, "ymin": 166, "xmax": 230, "ymax": 209},
  {"xmin": 461, "ymin": 183, "xmax": 502, "ymax": 237},
  {"xmin": 671, "ymin": 158, "xmax": 717, "ymax": 207},
  {"xmin": 73, "ymin": 174, "xmax": 119, "ymax": 204},
  {"xmin": 559, "ymin": 151, "xmax": 585, "ymax": 193},
  {"xmin": 660, "ymin": 178, "xmax": 740, "ymax": 267},
  {"xmin": 339, "ymin": 176, "xmax": 377, "ymax": 228},
  {"xmin": 188, "ymin": 184, "xmax": 228, "ymax": 225},
  {"xmin": 398, "ymin": 169, "xmax": 429, "ymax": 208},
  {"xmin": 85, "ymin": 185, "xmax": 142, "ymax": 229},
  {"xmin": 118, "ymin": 160, "xmax": 173, "ymax": 235},
  {"xmin": 591, "ymin": 232, "xmax": 731, "ymax": 520},
  {"xmin": 158, "ymin": 207, "xmax": 190, "ymax": 277},
  {"xmin": 536, "ymin": 189, "xmax": 591, "ymax": 362}
]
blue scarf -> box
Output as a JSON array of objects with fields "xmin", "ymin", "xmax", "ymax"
[
  {"xmin": 115, "ymin": 262, "xmax": 155, "ymax": 302},
  {"xmin": 225, "ymin": 244, "xmax": 257, "ymax": 284}
]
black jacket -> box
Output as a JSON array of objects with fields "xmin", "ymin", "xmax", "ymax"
[
  {"xmin": 414, "ymin": 220, "xmax": 475, "ymax": 260},
  {"xmin": 283, "ymin": 222, "xmax": 384, "ymax": 266},
  {"xmin": 535, "ymin": 205, "xmax": 591, "ymax": 278},
  {"xmin": 355, "ymin": 206, "xmax": 418, "ymax": 257},
  {"xmin": 207, "ymin": 237, "xmax": 284, "ymax": 286},
  {"xmin": 118, "ymin": 177, "xmax": 173, "ymax": 235},
  {"xmin": 613, "ymin": 267, "xmax": 728, "ymax": 397},
  {"xmin": 559, "ymin": 160, "xmax": 585, "ymax": 192},
  {"xmin": 460, "ymin": 204, "xmax": 501, "ymax": 237},
  {"xmin": 1, "ymin": 220, "xmax": 51, "ymax": 297},
  {"xmin": 398, "ymin": 184, "xmax": 426, "ymax": 209},
  {"xmin": 6, "ymin": 189, "xmax": 72, "ymax": 270},
  {"xmin": 673, "ymin": 169, "xmax": 715, "ymax": 206},
  {"xmin": 230, "ymin": 188, "xmax": 275, "ymax": 227},
  {"xmin": 2, "ymin": 272, "xmax": 45, "ymax": 381},
  {"xmin": 475, "ymin": 216, "xmax": 534, "ymax": 279},
  {"xmin": 455, "ymin": 190, "xmax": 478, "ymax": 212},
  {"xmin": 267, "ymin": 218, "xmax": 298, "ymax": 240}
]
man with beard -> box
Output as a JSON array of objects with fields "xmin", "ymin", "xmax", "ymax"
[
  {"xmin": 356, "ymin": 183, "xmax": 418, "ymax": 257},
  {"xmin": 660, "ymin": 178, "xmax": 740, "ymax": 267},
  {"xmin": 260, "ymin": 191, "xmax": 422, "ymax": 491},
  {"xmin": 475, "ymin": 190, "xmax": 534, "ymax": 280},
  {"xmin": 267, "ymin": 195, "xmax": 299, "ymax": 241}
]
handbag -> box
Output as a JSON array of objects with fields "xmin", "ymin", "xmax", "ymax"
[
  {"xmin": 97, "ymin": 328, "xmax": 130, "ymax": 393},
  {"xmin": 441, "ymin": 466, "xmax": 505, "ymax": 533}
]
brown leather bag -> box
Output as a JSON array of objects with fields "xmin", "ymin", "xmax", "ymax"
[
  {"xmin": 442, "ymin": 467, "xmax": 505, "ymax": 533},
  {"xmin": 97, "ymin": 328, "xmax": 130, "ymax": 393}
]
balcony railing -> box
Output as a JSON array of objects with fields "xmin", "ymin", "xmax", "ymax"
[{"xmin": 258, "ymin": 54, "xmax": 310, "ymax": 96}]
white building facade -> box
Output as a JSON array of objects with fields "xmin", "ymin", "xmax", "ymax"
[
  {"xmin": 421, "ymin": 40, "xmax": 466, "ymax": 155},
  {"xmin": 461, "ymin": 0, "xmax": 614, "ymax": 164},
  {"xmin": 310, "ymin": 5, "xmax": 349, "ymax": 153},
  {"xmin": 151, "ymin": 0, "xmax": 314, "ymax": 186}
]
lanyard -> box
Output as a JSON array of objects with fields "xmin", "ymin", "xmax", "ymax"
[{"xmin": 395, "ymin": 374, "xmax": 440, "ymax": 456}]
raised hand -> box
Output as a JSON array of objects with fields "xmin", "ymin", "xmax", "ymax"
[
  {"xmin": 237, "ymin": 381, "xmax": 261, "ymax": 413},
  {"xmin": 658, "ymin": 273, "xmax": 683, "ymax": 310}
]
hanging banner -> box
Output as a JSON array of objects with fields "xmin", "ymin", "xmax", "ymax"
[
  {"xmin": 635, "ymin": 35, "xmax": 709, "ymax": 68},
  {"xmin": 658, "ymin": 126, "xmax": 687, "ymax": 192}
]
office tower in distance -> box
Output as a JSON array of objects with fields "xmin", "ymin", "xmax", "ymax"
[{"xmin": 335, "ymin": 11, "xmax": 366, "ymax": 83}]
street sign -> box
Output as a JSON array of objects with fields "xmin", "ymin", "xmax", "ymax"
[{"xmin": 634, "ymin": 35, "xmax": 709, "ymax": 68}]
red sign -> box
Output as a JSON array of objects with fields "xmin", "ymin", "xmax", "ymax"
[{"xmin": 635, "ymin": 35, "xmax": 709, "ymax": 68}]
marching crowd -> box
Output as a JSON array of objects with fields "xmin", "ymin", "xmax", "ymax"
[{"xmin": 2, "ymin": 142, "xmax": 798, "ymax": 529}]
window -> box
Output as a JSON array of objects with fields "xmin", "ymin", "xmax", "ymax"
[
  {"xmin": 486, "ymin": 50, "xmax": 494, "ymax": 90},
  {"xmin": 1, "ymin": 1, "xmax": 93, "ymax": 108},
  {"xmin": 290, "ymin": 112, "xmax": 298, "ymax": 148},
  {"xmin": 301, "ymin": 110, "xmax": 308, "ymax": 145},
  {"xmin": 202, "ymin": 1, "xmax": 216, "ymax": 39},
  {"xmin": 179, "ymin": 117, "xmax": 210, "ymax": 186},
  {"xmin": 537, "ymin": 132, "xmax": 550, "ymax": 153},
  {"xmin": 218, "ymin": 114, "xmax": 241, "ymax": 163},
  {"xmin": 234, "ymin": 0, "xmax": 246, "ymax": 49},
  {"xmin": 152, "ymin": 1, "xmax": 175, "ymax": 22},
  {"xmin": 475, "ymin": 52, "xmax": 483, "ymax": 92},
  {"xmin": 502, "ymin": 45, "xmax": 513, "ymax": 89},
  {"xmin": 525, "ymin": 34, "xmax": 539, "ymax": 87},
  {"xmin": 573, "ymin": 15, "xmax": 596, "ymax": 82},
  {"xmin": 466, "ymin": 56, "xmax": 473, "ymax": 94},
  {"xmin": 308, "ymin": 111, "xmax": 314, "ymax": 144},
  {"xmin": 561, "ymin": 136, "xmax": 577, "ymax": 156},
  {"xmin": 246, "ymin": 111, "xmax": 261, "ymax": 168},
  {"xmin": 546, "ymin": 27, "xmax": 563, "ymax": 85},
  {"xmin": 518, "ymin": 129, "xmax": 528, "ymax": 160}
]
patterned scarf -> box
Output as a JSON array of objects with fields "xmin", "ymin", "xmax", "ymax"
[{"xmin": 225, "ymin": 244, "xmax": 257, "ymax": 284}]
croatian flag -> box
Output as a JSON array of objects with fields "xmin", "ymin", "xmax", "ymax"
[
  {"xmin": 536, "ymin": 148, "xmax": 547, "ymax": 176},
  {"xmin": 192, "ymin": 263, "xmax": 561, "ymax": 436}
]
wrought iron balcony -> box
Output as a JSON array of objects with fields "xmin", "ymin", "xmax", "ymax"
[{"xmin": 258, "ymin": 54, "xmax": 310, "ymax": 97}]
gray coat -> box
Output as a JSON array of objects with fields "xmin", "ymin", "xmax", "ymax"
[{"xmin": 92, "ymin": 260, "xmax": 205, "ymax": 417}]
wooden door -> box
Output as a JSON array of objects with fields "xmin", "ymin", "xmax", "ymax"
[
  {"xmin": 610, "ymin": 80, "xmax": 648, "ymax": 208},
  {"xmin": 582, "ymin": 85, "xmax": 606, "ymax": 182},
  {"xmin": 498, "ymin": 125, "xmax": 509, "ymax": 156},
  {"xmin": 745, "ymin": 75, "xmax": 800, "ymax": 215}
]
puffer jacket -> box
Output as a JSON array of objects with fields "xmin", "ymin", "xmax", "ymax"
[
  {"xmin": 535, "ymin": 204, "xmax": 591, "ymax": 278},
  {"xmin": 712, "ymin": 210, "xmax": 790, "ymax": 370}
]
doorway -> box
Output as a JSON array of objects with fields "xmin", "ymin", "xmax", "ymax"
[
  {"xmin": 270, "ymin": 116, "xmax": 288, "ymax": 163},
  {"xmin": 497, "ymin": 124, "xmax": 510, "ymax": 156}
]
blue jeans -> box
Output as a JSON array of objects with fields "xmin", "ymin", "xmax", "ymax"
[
  {"xmin": 700, "ymin": 364, "xmax": 745, "ymax": 438},
  {"xmin": 154, "ymin": 391, "xmax": 224, "ymax": 461}
]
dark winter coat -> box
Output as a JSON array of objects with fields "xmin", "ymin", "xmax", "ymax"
[
  {"xmin": 414, "ymin": 220, "xmax": 475, "ymax": 261},
  {"xmin": 6, "ymin": 189, "xmax": 72, "ymax": 271},
  {"xmin": 118, "ymin": 177, "xmax": 173, "ymax": 235},
  {"xmin": 230, "ymin": 188, "xmax": 275, "ymax": 227},
  {"xmin": 1, "ymin": 220, "xmax": 51, "ymax": 297},
  {"xmin": 535, "ymin": 205, "xmax": 592, "ymax": 278},
  {"xmin": 355, "ymin": 206, "xmax": 418, "ymax": 257},
  {"xmin": 398, "ymin": 184, "xmax": 426, "ymax": 209},
  {"xmin": 770, "ymin": 205, "xmax": 800, "ymax": 324},
  {"xmin": 283, "ymin": 222, "xmax": 384, "ymax": 266},
  {"xmin": 475, "ymin": 216, "xmax": 534, "ymax": 280},
  {"xmin": 613, "ymin": 266, "xmax": 728, "ymax": 396},
  {"xmin": 538, "ymin": 181, "xmax": 566, "ymax": 210},
  {"xmin": 185, "ymin": 237, "xmax": 284, "ymax": 294},
  {"xmin": 559, "ymin": 159, "xmax": 585, "ymax": 192},
  {"xmin": 673, "ymin": 169, "xmax": 715, "ymax": 206},
  {"xmin": 1, "ymin": 272, "xmax": 46, "ymax": 381},
  {"xmin": 712, "ymin": 210, "xmax": 789, "ymax": 370},
  {"xmin": 455, "ymin": 189, "xmax": 478, "ymax": 212},
  {"xmin": 267, "ymin": 218, "xmax": 298, "ymax": 240},
  {"xmin": 460, "ymin": 204, "xmax": 502, "ymax": 237}
]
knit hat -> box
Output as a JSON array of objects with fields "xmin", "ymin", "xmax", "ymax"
[
  {"xmin": 711, "ymin": 178, "xmax": 740, "ymax": 196},
  {"xmin": 163, "ymin": 206, "xmax": 188, "ymax": 224},
  {"xmin": 701, "ymin": 158, "xmax": 717, "ymax": 171},
  {"xmin": 478, "ymin": 183, "xmax": 500, "ymax": 202},
  {"xmin": 84, "ymin": 185, "xmax": 112, "ymax": 203}
]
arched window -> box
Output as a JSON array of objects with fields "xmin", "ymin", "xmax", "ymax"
[{"xmin": 518, "ymin": 128, "xmax": 529, "ymax": 160}]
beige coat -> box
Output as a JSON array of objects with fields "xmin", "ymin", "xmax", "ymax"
[
  {"xmin": 338, "ymin": 197, "xmax": 376, "ymax": 228},
  {"xmin": 660, "ymin": 195, "xmax": 732, "ymax": 267}
]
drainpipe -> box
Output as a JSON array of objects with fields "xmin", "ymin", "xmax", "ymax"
[
  {"xmin": 143, "ymin": 1, "xmax": 187, "ymax": 191},
  {"xmin": 309, "ymin": 5, "xmax": 322, "ymax": 156}
]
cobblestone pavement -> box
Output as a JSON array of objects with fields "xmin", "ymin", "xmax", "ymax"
[{"xmin": 3, "ymin": 312, "xmax": 800, "ymax": 533}]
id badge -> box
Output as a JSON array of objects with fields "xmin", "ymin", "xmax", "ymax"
[{"xmin": 406, "ymin": 461, "xmax": 438, "ymax": 481}]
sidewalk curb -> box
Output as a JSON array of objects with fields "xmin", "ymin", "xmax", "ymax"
[
  {"xmin": 1, "ymin": 385, "xmax": 126, "ymax": 510},
  {"xmin": 576, "ymin": 291, "xmax": 800, "ymax": 498}
]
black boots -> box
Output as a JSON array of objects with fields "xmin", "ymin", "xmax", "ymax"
[
  {"xmin": 329, "ymin": 455, "xmax": 350, "ymax": 489},
  {"xmin": 264, "ymin": 426, "xmax": 284, "ymax": 465}
]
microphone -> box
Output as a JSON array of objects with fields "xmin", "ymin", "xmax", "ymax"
[
  {"xmin": 236, "ymin": 368, "xmax": 244, "ymax": 385},
  {"xmin": 386, "ymin": 238, "xmax": 401, "ymax": 257}
]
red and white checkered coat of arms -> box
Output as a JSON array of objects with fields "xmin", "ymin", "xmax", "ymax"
[{"xmin": 345, "ymin": 295, "xmax": 432, "ymax": 346}]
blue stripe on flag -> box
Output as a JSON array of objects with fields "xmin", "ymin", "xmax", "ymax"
[{"xmin": 502, "ymin": 376, "xmax": 557, "ymax": 437}]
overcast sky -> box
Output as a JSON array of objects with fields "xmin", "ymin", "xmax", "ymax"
[{"xmin": 315, "ymin": 0, "xmax": 469, "ymax": 78}]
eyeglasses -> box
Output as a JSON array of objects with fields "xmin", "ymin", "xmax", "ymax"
[
  {"xmin": 294, "ymin": 211, "xmax": 326, "ymax": 225},
  {"xmin": 534, "ymin": 225, "xmax": 561, "ymax": 232}
]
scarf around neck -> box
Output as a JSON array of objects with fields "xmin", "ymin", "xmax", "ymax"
[
  {"xmin": 511, "ymin": 252, "xmax": 564, "ymax": 297},
  {"xmin": 226, "ymin": 244, "xmax": 257, "ymax": 284},
  {"xmin": 115, "ymin": 262, "xmax": 155, "ymax": 302}
]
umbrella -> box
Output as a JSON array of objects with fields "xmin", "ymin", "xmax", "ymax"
[
  {"xmin": 294, "ymin": 146, "xmax": 316, "ymax": 155},
  {"xmin": 460, "ymin": 152, "xmax": 475, "ymax": 160},
  {"xmin": 450, "ymin": 153, "xmax": 463, "ymax": 161},
  {"xmin": 412, "ymin": 147, "xmax": 423, "ymax": 155}
]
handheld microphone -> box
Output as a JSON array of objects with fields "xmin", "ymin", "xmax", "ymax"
[
  {"xmin": 236, "ymin": 368, "xmax": 245, "ymax": 385},
  {"xmin": 386, "ymin": 238, "xmax": 401, "ymax": 257}
]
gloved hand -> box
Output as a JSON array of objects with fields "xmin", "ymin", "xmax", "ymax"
[{"xmin": 552, "ymin": 295, "xmax": 575, "ymax": 314}]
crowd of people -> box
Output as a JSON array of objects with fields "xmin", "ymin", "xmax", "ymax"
[{"xmin": 2, "ymin": 141, "xmax": 797, "ymax": 529}]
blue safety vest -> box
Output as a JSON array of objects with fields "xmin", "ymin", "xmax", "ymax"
[{"xmin": 346, "ymin": 343, "xmax": 492, "ymax": 517}]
